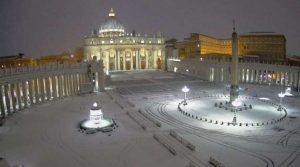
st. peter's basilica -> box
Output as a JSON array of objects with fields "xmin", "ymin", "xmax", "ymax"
[{"xmin": 84, "ymin": 8, "xmax": 165, "ymax": 73}]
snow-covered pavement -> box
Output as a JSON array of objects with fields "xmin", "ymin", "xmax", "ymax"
[{"xmin": 1, "ymin": 70, "xmax": 300, "ymax": 167}]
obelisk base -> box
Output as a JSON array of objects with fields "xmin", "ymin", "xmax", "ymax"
[{"xmin": 230, "ymin": 85, "xmax": 239, "ymax": 103}]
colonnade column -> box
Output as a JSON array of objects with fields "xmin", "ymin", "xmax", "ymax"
[
  {"xmin": 70, "ymin": 74, "xmax": 75, "ymax": 95},
  {"xmin": 65, "ymin": 75, "xmax": 69, "ymax": 96},
  {"xmin": 22, "ymin": 81, "xmax": 28, "ymax": 108},
  {"xmin": 52, "ymin": 76, "xmax": 57, "ymax": 99},
  {"xmin": 68, "ymin": 74, "xmax": 71, "ymax": 95},
  {"xmin": 74, "ymin": 73, "xmax": 79, "ymax": 94},
  {"xmin": 4, "ymin": 85, "xmax": 11, "ymax": 115},
  {"xmin": 47, "ymin": 77, "xmax": 52, "ymax": 100},
  {"xmin": 28, "ymin": 80, "xmax": 34, "ymax": 105},
  {"xmin": 10, "ymin": 83, "xmax": 17, "ymax": 112},
  {"xmin": 34, "ymin": 79, "xmax": 39, "ymax": 103},
  {"xmin": 16, "ymin": 83, "xmax": 22, "ymax": 109},
  {"xmin": 58, "ymin": 75, "xmax": 63, "ymax": 98},
  {"xmin": 0, "ymin": 86, "xmax": 5, "ymax": 118},
  {"xmin": 40, "ymin": 78, "xmax": 45, "ymax": 102}
]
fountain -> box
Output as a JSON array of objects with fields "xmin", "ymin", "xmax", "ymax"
[{"xmin": 79, "ymin": 102, "xmax": 116, "ymax": 133}]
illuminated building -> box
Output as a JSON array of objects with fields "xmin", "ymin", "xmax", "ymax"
[
  {"xmin": 0, "ymin": 54, "xmax": 37, "ymax": 68},
  {"xmin": 168, "ymin": 32, "xmax": 286, "ymax": 63},
  {"xmin": 84, "ymin": 8, "xmax": 165, "ymax": 73},
  {"xmin": 38, "ymin": 48, "xmax": 84, "ymax": 65},
  {"xmin": 238, "ymin": 32, "xmax": 286, "ymax": 62}
]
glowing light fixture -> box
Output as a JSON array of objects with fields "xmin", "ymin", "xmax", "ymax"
[
  {"xmin": 259, "ymin": 97, "xmax": 270, "ymax": 101},
  {"xmin": 174, "ymin": 67, "xmax": 178, "ymax": 72},
  {"xmin": 278, "ymin": 92, "xmax": 285, "ymax": 111},
  {"xmin": 232, "ymin": 100, "xmax": 242, "ymax": 107},
  {"xmin": 182, "ymin": 86, "xmax": 190, "ymax": 105}
]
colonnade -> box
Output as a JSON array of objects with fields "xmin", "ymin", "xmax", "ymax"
[
  {"xmin": 168, "ymin": 59, "xmax": 300, "ymax": 91},
  {"xmin": 0, "ymin": 61, "xmax": 104, "ymax": 119},
  {"xmin": 0, "ymin": 73, "xmax": 89, "ymax": 118}
]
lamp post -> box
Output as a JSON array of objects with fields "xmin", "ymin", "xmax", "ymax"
[
  {"xmin": 182, "ymin": 86, "xmax": 190, "ymax": 105},
  {"xmin": 278, "ymin": 92, "xmax": 285, "ymax": 111},
  {"xmin": 231, "ymin": 100, "xmax": 241, "ymax": 125}
]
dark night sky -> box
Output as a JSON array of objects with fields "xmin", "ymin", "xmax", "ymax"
[{"xmin": 0, "ymin": 0, "xmax": 299, "ymax": 58}]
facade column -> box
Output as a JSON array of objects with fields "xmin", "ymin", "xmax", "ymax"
[
  {"xmin": 10, "ymin": 83, "xmax": 17, "ymax": 112},
  {"xmin": 22, "ymin": 82, "xmax": 28, "ymax": 108},
  {"xmin": 123, "ymin": 51, "xmax": 126, "ymax": 70},
  {"xmin": 106, "ymin": 52, "xmax": 110, "ymax": 72},
  {"xmin": 135, "ymin": 50, "xmax": 139, "ymax": 70},
  {"xmin": 161, "ymin": 49, "xmax": 166, "ymax": 70},
  {"xmin": 154, "ymin": 49, "xmax": 157, "ymax": 69},
  {"xmin": 0, "ymin": 85, "xmax": 5, "ymax": 118},
  {"xmin": 114, "ymin": 49, "xmax": 117, "ymax": 70},
  {"xmin": 130, "ymin": 51, "xmax": 134, "ymax": 70},
  {"xmin": 16, "ymin": 82, "xmax": 22, "ymax": 109},
  {"xmin": 138, "ymin": 50, "xmax": 142, "ymax": 69},
  {"xmin": 145, "ymin": 50, "xmax": 149, "ymax": 69},
  {"xmin": 117, "ymin": 50, "xmax": 121, "ymax": 70}
]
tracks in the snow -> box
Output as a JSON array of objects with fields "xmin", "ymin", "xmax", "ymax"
[{"xmin": 144, "ymin": 102, "xmax": 275, "ymax": 167}]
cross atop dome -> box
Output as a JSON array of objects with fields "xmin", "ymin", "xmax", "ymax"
[{"xmin": 108, "ymin": 8, "xmax": 115, "ymax": 17}]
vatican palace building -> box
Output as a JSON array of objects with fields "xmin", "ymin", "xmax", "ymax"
[{"xmin": 83, "ymin": 8, "xmax": 165, "ymax": 73}]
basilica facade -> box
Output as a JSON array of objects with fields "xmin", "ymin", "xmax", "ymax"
[{"xmin": 84, "ymin": 8, "xmax": 165, "ymax": 73}]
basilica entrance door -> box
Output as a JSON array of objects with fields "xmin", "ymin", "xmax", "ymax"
[
  {"xmin": 120, "ymin": 57, "xmax": 124, "ymax": 70},
  {"xmin": 157, "ymin": 58, "xmax": 162, "ymax": 69},
  {"xmin": 125, "ymin": 58, "xmax": 131, "ymax": 70},
  {"xmin": 140, "ymin": 57, "xmax": 146, "ymax": 69}
]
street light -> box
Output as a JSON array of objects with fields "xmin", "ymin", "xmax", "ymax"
[
  {"xmin": 278, "ymin": 92, "xmax": 285, "ymax": 111},
  {"xmin": 231, "ymin": 99, "xmax": 241, "ymax": 125},
  {"xmin": 182, "ymin": 86, "xmax": 190, "ymax": 105}
]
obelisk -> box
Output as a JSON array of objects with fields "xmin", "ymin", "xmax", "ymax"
[{"xmin": 230, "ymin": 24, "xmax": 239, "ymax": 103}]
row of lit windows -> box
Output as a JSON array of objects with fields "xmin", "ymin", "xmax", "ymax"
[{"xmin": 89, "ymin": 39, "xmax": 162, "ymax": 45}]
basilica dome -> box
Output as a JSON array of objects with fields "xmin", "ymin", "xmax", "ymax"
[{"xmin": 98, "ymin": 8, "xmax": 125, "ymax": 37}]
